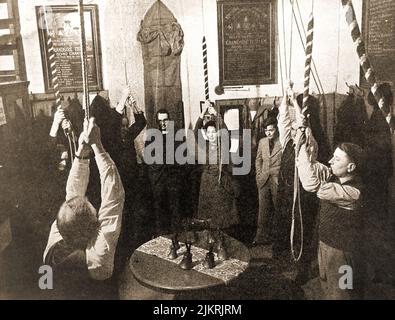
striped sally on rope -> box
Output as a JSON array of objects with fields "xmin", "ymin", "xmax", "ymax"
[
  {"xmin": 201, "ymin": 34, "xmax": 223, "ymax": 183},
  {"xmin": 302, "ymin": 13, "xmax": 314, "ymax": 110},
  {"xmin": 341, "ymin": 0, "xmax": 385, "ymax": 112},
  {"xmin": 202, "ymin": 36, "xmax": 209, "ymax": 101},
  {"xmin": 41, "ymin": 6, "xmax": 61, "ymax": 109},
  {"xmin": 48, "ymin": 37, "xmax": 62, "ymax": 109},
  {"xmin": 45, "ymin": 6, "xmax": 66, "ymax": 138}
]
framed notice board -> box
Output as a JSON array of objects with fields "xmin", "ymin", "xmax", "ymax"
[
  {"xmin": 36, "ymin": 5, "xmax": 103, "ymax": 93},
  {"xmin": 217, "ymin": 0, "xmax": 277, "ymax": 87},
  {"xmin": 362, "ymin": 0, "xmax": 395, "ymax": 87}
]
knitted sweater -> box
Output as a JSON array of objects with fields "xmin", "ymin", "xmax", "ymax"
[
  {"xmin": 318, "ymin": 176, "xmax": 363, "ymax": 251},
  {"xmin": 296, "ymin": 139, "xmax": 363, "ymax": 252}
]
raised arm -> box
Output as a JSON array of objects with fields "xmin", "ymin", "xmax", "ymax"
[
  {"xmin": 316, "ymin": 180, "xmax": 361, "ymax": 210},
  {"xmin": 296, "ymin": 128, "xmax": 331, "ymax": 193},
  {"xmin": 65, "ymin": 158, "xmax": 90, "ymax": 201},
  {"xmin": 277, "ymin": 97, "xmax": 293, "ymax": 149},
  {"xmin": 128, "ymin": 112, "xmax": 147, "ymax": 141},
  {"xmin": 296, "ymin": 129, "xmax": 360, "ymax": 210},
  {"xmin": 115, "ymin": 87, "xmax": 130, "ymax": 116},
  {"xmin": 84, "ymin": 119, "xmax": 125, "ymax": 280},
  {"xmin": 194, "ymin": 100, "xmax": 217, "ymax": 141},
  {"xmin": 44, "ymin": 132, "xmax": 92, "ymax": 263},
  {"xmin": 194, "ymin": 116, "xmax": 205, "ymax": 141},
  {"xmin": 121, "ymin": 92, "xmax": 147, "ymax": 141}
]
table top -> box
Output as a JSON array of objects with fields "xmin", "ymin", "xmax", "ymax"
[{"xmin": 123, "ymin": 231, "xmax": 250, "ymax": 294}]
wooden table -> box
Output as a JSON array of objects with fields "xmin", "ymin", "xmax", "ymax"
[{"xmin": 118, "ymin": 231, "xmax": 251, "ymax": 300}]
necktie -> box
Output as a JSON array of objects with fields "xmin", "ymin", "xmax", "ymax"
[{"xmin": 269, "ymin": 139, "xmax": 274, "ymax": 154}]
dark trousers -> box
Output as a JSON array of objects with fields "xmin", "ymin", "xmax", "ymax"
[
  {"xmin": 255, "ymin": 176, "xmax": 278, "ymax": 242},
  {"xmin": 318, "ymin": 241, "xmax": 365, "ymax": 300},
  {"xmin": 149, "ymin": 166, "xmax": 181, "ymax": 235},
  {"xmin": 113, "ymin": 165, "xmax": 156, "ymax": 277},
  {"xmin": 234, "ymin": 172, "xmax": 258, "ymax": 243},
  {"xmin": 272, "ymin": 189, "xmax": 319, "ymax": 274}
]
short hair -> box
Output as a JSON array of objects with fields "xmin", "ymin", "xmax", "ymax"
[
  {"xmin": 337, "ymin": 142, "xmax": 365, "ymax": 176},
  {"xmin": 203, "ymin": 120, "xmax": 217, "ymax": 130},
  {"xmin": 57, "ymin": 197, "xmax": 99, "ymax": 249},
  {"xmin": 263, "ymin": 117, "xmax": 278, "ymax": 129},
  {"xmin": 156, "ymin": 109, "xmax": 170, "ymax": 119}
]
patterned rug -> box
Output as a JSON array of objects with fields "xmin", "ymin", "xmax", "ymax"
[{"xmin": 137, "ymin": 236, "xmax": 249, "ymax": 284}]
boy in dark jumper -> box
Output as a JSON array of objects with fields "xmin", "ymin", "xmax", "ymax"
[{"xmin": 296, "ymin": 129, "xmax": 365, "ymax": 300}]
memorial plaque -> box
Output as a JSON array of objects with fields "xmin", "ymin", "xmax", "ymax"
[
  {"xmin": 36, "ymin": 5, "xmax": 102, "ymax": 93},
  {"xmin": 362, "ymin": 0, "xmax": 395, "ymax": 86},
  {"xmin": 217, "ymin": 0, "xmax": 277, "ymax": 87}
]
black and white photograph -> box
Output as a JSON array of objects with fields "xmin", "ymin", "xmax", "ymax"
[{"xmin": 0, "ymin": 0, "xmax": 395, "ymax": 305}]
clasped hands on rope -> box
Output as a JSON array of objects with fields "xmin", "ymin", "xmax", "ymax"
[
  {"xmin": 283, "ymin": 82, "xmax": 317, "ymax": 161},
  {"xmin": 200, "ymin": 100, "xmax": 217, "ymax": 119},
  {"xmin": 53, "ymin": 107, "xmax": 73, "ymax": 137},
  {"xmin": 116, "ymin": 86, "xmax": 143, "ymax": 115},
  {"xmin": 74, "ymin": 117, "xmax": 103, "ymax": 160},
  {"xmin": 284, "ymin": 82, "xmax": 308, "ymax": 127}
]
